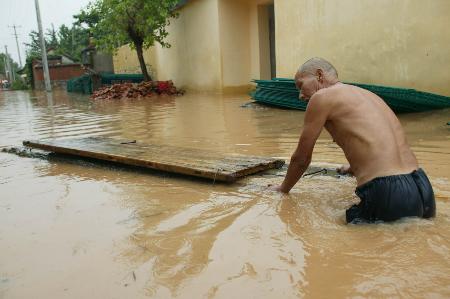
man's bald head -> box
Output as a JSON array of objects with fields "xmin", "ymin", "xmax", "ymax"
[{"xmin": 298, "ymin": 57, "xmax": 338, "ymax": 78}]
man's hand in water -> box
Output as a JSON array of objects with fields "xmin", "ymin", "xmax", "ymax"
[
  {"xmin": 267, "ymin": 184, "xmax": 288, "ymax": 193},
  {"xmin": 337, "ymin": 164, "xmax": 353, "ymax": 175}
]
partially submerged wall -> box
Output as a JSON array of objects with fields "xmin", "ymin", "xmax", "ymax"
[
  {"xmin": 217, "ymin": 0, "xmax": 274, "ymax": 88},
  {"xmin": 33, "ymin": 64, "xmax": 86, "ymax": 89},
  {"xmin": 218, "ymin": 0, "xmax": 252, "ymax": 91},
  {"xmin": 114, "ymin": 0, "xmax": 450, "ymax": 95},
  {"xmin": 275, "ymin": 0, "xmax": 450, "ymax": 96},
  {"xmin": 114, "ymin": 0, "xmax": 273, "ymax": 92}
]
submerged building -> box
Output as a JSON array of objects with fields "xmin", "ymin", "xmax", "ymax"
[{"xmin": 113, "ymin": 0, "xmax": 450, "ymax": 96}]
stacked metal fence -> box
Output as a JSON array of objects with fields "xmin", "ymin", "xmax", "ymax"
[
  {"xmin": 99, "ymin": 73, "xmax": 144, "ymax": 85},
  {"xmin": 67, "ymin": 73, "xmax": 145, "ymax": 94},
  {"xmin": 67, "ymin": 75, "xmax": 92, "ymax": 94},
  {"xmin": 251, "ymin": 78, "xmax": 450, "ymax": 113}
]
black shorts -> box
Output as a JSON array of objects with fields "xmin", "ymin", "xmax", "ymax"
[{"xmin": 346, "ymin": 168, "xmax": 436, "ymax": 224}]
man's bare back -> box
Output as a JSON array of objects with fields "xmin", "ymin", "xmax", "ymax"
[
  {"xmin": 319, "ymin": 83, "xmax": 418, "ymax": 186},
  {"xmin": 271, "ymin": 57, "xmax": 435, "ymax": 223}
]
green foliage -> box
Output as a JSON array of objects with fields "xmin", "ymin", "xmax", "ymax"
[
  {"xmin": 77, "ymin": 0, "xmax": 180, "ymax": 80},
  {"xmin": 88, "ymin": 0, "xmax": 180, "ymax": 52},
  {"xmin": 57, "ymin": 25, "xmax": 90, "ymax": 61},
  {"xmin": 46, "ymin": 25, "xmax": 59, "ymax": 50},
  {"xmin": 73, "ymin": 2, "xmax": 101, "ymax": 34},
  {"xmin": 0, "ymin": 52, "xmax": 28, "ymax": 89},
  {"xmin": 0, "ymin": 53, "xmax": 20, "ymax": 76},
  {"xmin": 0, "ymin": 53, "xmax": 6, "ymax": 75},
  {"xmin": 22, "ymin": 0, "xmax": 180, "ymax": 82},
  {"xmin": 24, "ymin": 31, "xmax": 44, "ymax": 57},
  {"xmin": 24, "ymin": 25, "xmax": 90, "ymax": 62},
  {"xmin": 11, "ymin": 80, "xmax": 29, "ymax": 90},
  {"xmin": 24, "ymin": 55, "xmax": 36, "ymax": 89}
]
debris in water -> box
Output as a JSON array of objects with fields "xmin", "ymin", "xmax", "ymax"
[
  {"xmin": 1, "ymin": 146, "xmax": 48, "ymax": 158},
  {"xmin": 240, "ymin": 101, "xmax": 267, "ymax": 109},
  {"xmin": 90, "ymin": 81, "xmax": 185, "ymax": 100},
  {"xmin": 303, "ymin": 168, "xmax": 328, "ymax": 177}
]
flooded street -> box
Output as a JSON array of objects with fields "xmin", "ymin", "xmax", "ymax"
[{"xmin": 1, "ymin": 89, "xmax": 449, "ymax": 298}]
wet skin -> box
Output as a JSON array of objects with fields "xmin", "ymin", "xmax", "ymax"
[{"xmin": 275, "ymin": 70, "xmax": 418, "ymax": 193}]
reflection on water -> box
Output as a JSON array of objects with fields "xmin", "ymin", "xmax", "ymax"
[{"xmin": 0, "ymin": 89, "xmax": 449, "ymax": 298}]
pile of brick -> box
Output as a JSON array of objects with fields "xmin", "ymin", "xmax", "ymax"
[{"xmin": 91, "ymin": 81, "xmax": 184, "ymax": 100}]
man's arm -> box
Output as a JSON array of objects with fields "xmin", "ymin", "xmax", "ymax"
[{"xmin": 277, "ymin": 94, "xmax": 330, "ymax": 193}]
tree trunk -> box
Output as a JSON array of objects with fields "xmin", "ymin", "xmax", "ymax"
[{"xmin": 134, "ymin": 41, "xmax": 151, "ymax": 81}]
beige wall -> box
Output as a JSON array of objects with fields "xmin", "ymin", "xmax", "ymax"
[
  {"xmin": 156, "ymin": 0, "xmax": 222, "ymax": 91},
  {"xmin": 114, "ymin": 0, "xmax": 222, "ymax": 91},
  {"xmin": 113, "ymin": 0, "xmax": 274, "ymax": 92},
  {"xmin": 218, "ymin": 0, "xmax": 251, "ymax": 89},
  {"xmin": 256, "ymin": 4, "xmax": 271, "ymax": 80},
  {"xmin": 113, "ymin": 45, "xmax": 157, "ymax": 76},
  {"xmin": 248, "ymin": 0, "xmax": 274, "ymax": 81},
  {"xmin": 114, "ymin": 0, "xmax": 450, "ymax": 94},
  {"xmin": 275, "ymin": 0, "xmax": 450, "ymax": 96},
  {"xmin": 217, "ymin": 0, "xmax": 273, "ymax": 90}
]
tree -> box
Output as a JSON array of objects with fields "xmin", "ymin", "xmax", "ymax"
[
  {"xmin": 46, "ymin": 24, "xmax": 59, "ymax": 50},
  {"xmin": 23, "ymin": 24, "xmax": 90, "ymax": 88},
  {"xmin": 0, "ymin": 52, "xmax": 21, "ymax": 83},
  {"xmin": 0, "ymin": 53, "xmax": 19, "ymax": 75},
  {"xmin": 57, "ymin": 24, "xmax": 90, "ymax": 61},
  {"xmin": 0, "ymin": 53, "xmax": 7, "ymax": 76},
  {"xmin": 25, "ymin": 25, "xmax": 90, "ymax": 62},
  {"xmin": 77, "ymin": 0, "xmax": 180, "ymax": 81},
  {"xmin": 73, "ymin": 2, "xmax": 101, "ymax": 34},
  {"xmin": 24, "ymin": 30, "xmax": 43, "ymax": 57}
]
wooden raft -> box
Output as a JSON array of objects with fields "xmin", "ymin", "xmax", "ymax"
[{"xmin": 23, "ymin": 137, "xmax": 284, "ymax": 182}]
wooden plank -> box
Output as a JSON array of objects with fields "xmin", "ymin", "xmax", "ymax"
[{"xmin": 23, "ymin": 137, "xmax": 284, "ymax": 182}]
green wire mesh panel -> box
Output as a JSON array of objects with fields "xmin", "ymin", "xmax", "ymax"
[
  {"xmin": 250, "ymin": 78, "xmax": 450, "ymax": 113},
  {"xmin": 67, "ymin": 75, "xmax": 92, "ymax": 94},
  {"xmin": 100, "ymin": 73, "xmax": 144, "ymax": 85},
  {"xmin": 67, "ymin": 74, "xmax": 145, "ymax": 94}
]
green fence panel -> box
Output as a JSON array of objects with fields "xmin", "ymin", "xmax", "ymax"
[{"xmin": 251, "ymin": 78, "xmax": 450, "ymax": 113}]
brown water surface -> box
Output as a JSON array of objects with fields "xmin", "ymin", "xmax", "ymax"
[{"xmin": 1, "ymin": 89, "xmax": 449, "ymax": 298}]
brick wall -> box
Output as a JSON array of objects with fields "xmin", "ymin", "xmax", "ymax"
[{"xmin": 33, "ymin": 64, "xmax": 86, "ymax": 88}]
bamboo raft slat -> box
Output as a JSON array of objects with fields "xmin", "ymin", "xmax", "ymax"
[{"xmin": 23, "ymin": 137, "xmax": 285, "ymax": 182}]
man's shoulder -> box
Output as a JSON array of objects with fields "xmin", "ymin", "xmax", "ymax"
[
  {"xmin": 307, "ymin": 90, "xmax": 335, "ymax": 116},
  {"xmin": 309, "ymin": 85, "xmax": 341, "ymax": 106},
  {"xmin": 314, "ymin": 83, "xmax": 345, "ymax": 98}
]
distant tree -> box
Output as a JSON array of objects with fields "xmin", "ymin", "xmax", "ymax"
[
  {"xmin": 57, "ymin": 24, "xmax": 90, "ymax": 61},
  {"xmin": 24, "ymin": 55, "xmax": 36, "ymax": 88},
  {"xmin": 24, "ymin": 31, "xmax": 43, "ymax": 57},
  {"xmin": 0, "ymin": 52, "xmax": 21, "ymax": 84},
  {"xmin": 76, "ymin": 0, "xmax": 180, "ymax": 81},
  {"xmin": 25, "ymin": 25, "xmax": 90, "ymax": 62},
  {"xmin": 0, "ymin": 53, "xmax": 20, "ymax": 74},
  {"xmin": 0, "ymin": 53, "xmax": 6, "ymax": 75},
  {"xmin": 73, "ymin": 3, "xmax": 101, "ymax": 34},
  {"xmin": 23, "ymin": 23, "xmax": 91, "ymax": 88},
  {"xmin": 57, "ymin": 25, "xmax": 74, "ymax": 56},
  {"xmin": 46, "ymin": 24, "xmax": 59, "ymax": 50}
]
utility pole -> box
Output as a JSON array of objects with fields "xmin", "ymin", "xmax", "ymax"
[
  {"xmin": 3, "ymin": 55, "xmax": 7, "ymax": 76},
  {"xmin": 72, "ymin": 25, "xmax": 75, "ymax": 57},
  {"xmin": 34, "ymin": 0, "xmax": 51, "ymax": 92},
  {"xmin": 9, "ymin": 25, "xmax": 23, "ymax": 68},
  {"xmin": 4, "ymin": 45, "xmax": 13, "ymax": 82}
]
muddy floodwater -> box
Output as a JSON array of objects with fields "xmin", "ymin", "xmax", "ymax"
[{"xmin": 1, "ymin": 89, "xmax": 449, "ymax": 298}]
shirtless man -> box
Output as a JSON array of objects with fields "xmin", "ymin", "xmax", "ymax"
[{"xmin": 272, "ymin": 57, "xmax": 435, "ymax": 223}]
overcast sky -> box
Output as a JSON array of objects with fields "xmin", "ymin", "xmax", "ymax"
[{"xmin": 0, "ymin": 0, "xmax": 92, "ymax": 67}]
